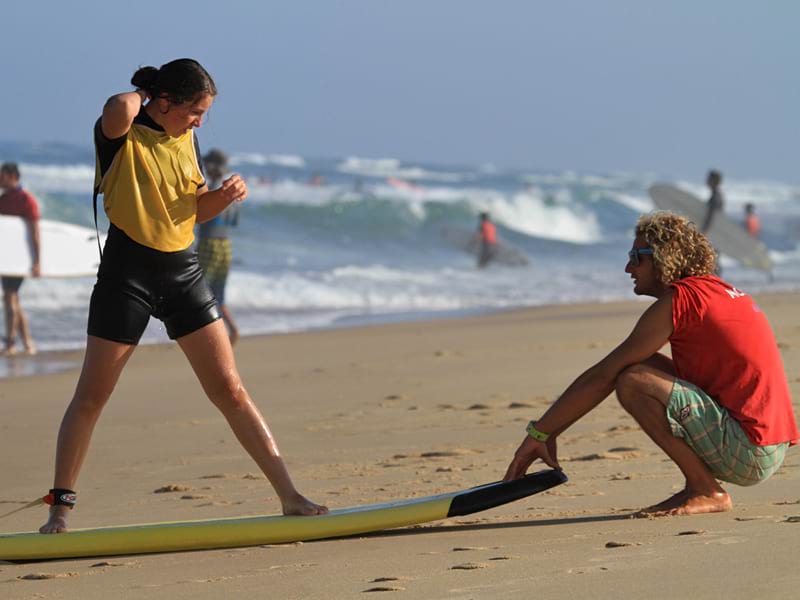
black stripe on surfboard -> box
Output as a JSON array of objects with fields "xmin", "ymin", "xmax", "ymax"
[{"xmin": 446, "ymin": 469, "xmax": 567, "ymax": 517}]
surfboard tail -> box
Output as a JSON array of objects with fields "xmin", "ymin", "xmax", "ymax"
[{"xmin": 446, "ymin": 469, "xmax": 567, "ymax": 517}]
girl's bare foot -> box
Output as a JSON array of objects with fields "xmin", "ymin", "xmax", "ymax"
[
  {"xmin": 637, "ymin": 489, "xmax": 731, "ymax": 517},
  {"xmin": 281, "ymin": 493, "xmax": 328, "ymax": 516},
  {"xmin": 39, "ymin": 505, "xmax": 70, "ymax": 534}
]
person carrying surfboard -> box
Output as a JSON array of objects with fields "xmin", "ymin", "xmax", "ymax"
[
  {"xmin": 744, "ymin": 203, "xmax": 761, "ymax": 239},
  {"xmin": 39, "ymin": 58, "xmax": 327, "ymax": 535},
  {"xmin": 701, "ymin": 169, "xmax": 724, "ymax": 234},
  {"xmin": 0, "ymin": 162, "xmax": 40, "ymax": 356},
  {"xmin": 504, "ymin": 211, "xmax": 797, "ymax": 517},
  {"xmin": 473, "ymin": 212, "xmax": 497, "ymax": 268}
]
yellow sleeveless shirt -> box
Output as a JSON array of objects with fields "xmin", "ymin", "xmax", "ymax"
[{"xmin": 97, "ymin": 122, "xmax": 205, "ymax": 252}]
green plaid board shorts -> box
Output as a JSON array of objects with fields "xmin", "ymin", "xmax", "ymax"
[{"xmin": 666, "ymin": 380, "xmax": 788, "ymax": 486}]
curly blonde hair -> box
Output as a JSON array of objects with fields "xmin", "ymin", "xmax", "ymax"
[{"xmin": 635, "ymin": 212, "xmax": 717, "ymax": 285}]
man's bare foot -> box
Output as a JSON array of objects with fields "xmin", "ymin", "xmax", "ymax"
[
  {"xmin": 39, "ymin": 506, "xmax": 70, "ymax": 534},
  {"xmin": 0, "ymin": 346, "xmax": 18, "ymax": 357},
  {"xmin": 23, "ymin": 343, "xmax": 37, "ymax": 356},
  {"xmin": 636, "ymin": 489, "xmax": 732, "ymax": 517},
  {"xmin": 281, "ymin": 493, "xmax": 328, "ymax": 516}
]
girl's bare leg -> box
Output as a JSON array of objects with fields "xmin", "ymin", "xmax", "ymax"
[
  {"xmin": 40, "ymin": 336, "xmax": 136, "ymax": 533},
  {"xmin": 177, "ymin": 319, "xmax": 326, "ymax": 515}
]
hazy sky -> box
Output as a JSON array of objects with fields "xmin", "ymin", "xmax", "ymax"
[{"xmin": 3, "ymin": 1, "xmax": 798, "ymax": 181}]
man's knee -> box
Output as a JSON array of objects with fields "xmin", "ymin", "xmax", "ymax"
[
  {"xmin": 615, "ymin": 364, "xmax": 653, "ymax": 407},
  {"xmin": 616, "ymin": 363, "xmax": 675, "ymax": 412}
]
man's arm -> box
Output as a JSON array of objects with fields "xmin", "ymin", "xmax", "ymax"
[
  {"xmin": 26, "ymin": 218, "xmax": 41, "ymax": 277},
  {"xmin": 504, "ymin": 291, "xmax": 675, "ymax": 479}
]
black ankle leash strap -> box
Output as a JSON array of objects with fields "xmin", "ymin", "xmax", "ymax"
[{"xmin": 44, "ymin": 488, "xmax": 77, "ymax": 509}]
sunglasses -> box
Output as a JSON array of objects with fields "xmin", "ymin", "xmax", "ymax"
[{"xmin": 627, "ymin": 247, "xmax": 654, "ymax": 266}]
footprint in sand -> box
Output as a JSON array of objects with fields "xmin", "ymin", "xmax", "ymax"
[
  {"xmin": 451, "ymin": 546, "xmax": 487, "ymax": 552},
  {"xmin": 605, "ymin": 541, "xmax": 640, "ymax": 548},
  {"xmin": 363, "ymin": 586, "xmax": 406, "ymax": 592},
  {"xmin": 508, "ymin": 401, "xmax": 533, "ymax": 409},
  {"xmin": 450, "ymin": 562, "xmax": 490, "ymax": 570},
  {"xmin": 90, "ymin": 560, "xmax": 138, "ymax": 568},
  {"xmin": 784, "ymin": 516, "xmax": 800, "ymax": 523},
  {"xmin": 153, "ymin": 484, "xmax": 191, "ymax": 493},
  {"xmin": 19, "ymin": 572, "xmax": 80, "ymax": 580},
  {"xmin": 569, "ymin": 452, "xmax": 624, "ymax": 461},
  {"xmin": 420, "ymin": 451, "xmax": 459, "ymax": 458}
]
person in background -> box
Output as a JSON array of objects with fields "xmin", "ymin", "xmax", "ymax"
[
  {"xmin": 475, "ymin": 212, "xmax": 497, "ymax": 268},
  {"xmin": 701, "ymin": 169, "xmax": 724, "ymax": 234},
  {"xmin": 40, "ymin": 58, "xmax": 327, "ymax": 535},
  {"xmin": 197, "ymin": 149, "xmax": 240, "ymax": 345},
  {"xmin": 0, "ymin": 162, "xmax": 40, "ymax": 356},
  {"xmin": 504, "ymin": 211, "xmax": 797, "ymax": 517},
  {"xmin": 744, "ymin": 203, "xmax": 761, "ymax": 239}
]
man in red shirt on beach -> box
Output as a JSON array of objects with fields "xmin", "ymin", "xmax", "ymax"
[
  {"xmin": 504, "ymin": 211, "xmax": 798, "ymax": 516},
  {"xmin": 0, "ymin": 162, "xmax": 41, "ymax": 355}
]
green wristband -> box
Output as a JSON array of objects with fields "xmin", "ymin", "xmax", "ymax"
[{"xmin": 526, "ymin": 420, "xmax": 550, "ymax": 442}]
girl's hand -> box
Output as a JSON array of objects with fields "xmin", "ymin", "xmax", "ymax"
[{"xmin": 221, "ymin": 174, "xmax": 248, "ymax": 204}]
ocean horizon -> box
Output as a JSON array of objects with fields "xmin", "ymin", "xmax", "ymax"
[{"xmin": 2, "ymin": 139, "xmax": 799, "ymax": 378}]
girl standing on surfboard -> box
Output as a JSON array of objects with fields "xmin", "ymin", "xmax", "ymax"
[{"xmin": 40, "ymin": 58, "xmax": 327, "ymax": 534}]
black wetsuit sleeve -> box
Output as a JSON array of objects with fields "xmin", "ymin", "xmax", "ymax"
[
  {"xmin": 94, "ymin": 117, "xmax": 127, "ymax": 179},
  {"xmin": 194, "ymin": 135, "xmax": 207, "ymax": 187}
]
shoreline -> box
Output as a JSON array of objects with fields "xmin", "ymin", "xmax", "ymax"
[{"xmin": 3, "ymin": 289, "xmax": 794, "ymax": 381}]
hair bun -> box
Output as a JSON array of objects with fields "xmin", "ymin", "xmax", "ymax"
[{"xmin": 130, "ymin": 66, "xmax": 159, "ymax": 91}]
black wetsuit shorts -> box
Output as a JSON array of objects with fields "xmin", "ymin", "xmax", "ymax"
[{"xmin": 87, "ymin": 225, "xmax": 220, "ymax": 344}]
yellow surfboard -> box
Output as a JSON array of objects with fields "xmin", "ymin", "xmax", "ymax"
[{"xmin": 0, "ymin": 470, "xmax": 566, "ymax": 561}]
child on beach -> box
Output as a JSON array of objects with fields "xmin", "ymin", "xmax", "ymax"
[{"xmin": 40, "ymin": 58, "xmax": 327, "ymax": 534}]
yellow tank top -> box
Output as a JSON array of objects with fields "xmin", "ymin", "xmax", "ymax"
[{"xmin": 97, "ymin": 122, "xmax": 204, "ymax": 252}]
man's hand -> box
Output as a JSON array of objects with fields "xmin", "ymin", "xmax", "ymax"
[{"xmin": 503, "ymin": 435, "xmax": 560, "ymax": 481}]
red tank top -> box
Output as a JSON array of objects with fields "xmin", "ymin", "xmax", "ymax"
[
  {"xmin": 480, "ymin": 221, "xmax": 497, "ymax": 244},
  {"xmin": 669, "ymin": 276, "xmax": 798, "ymax": 446},
  {"xmin": 0, "ymin": 187, "xmax": 40, "ymax": 220}
]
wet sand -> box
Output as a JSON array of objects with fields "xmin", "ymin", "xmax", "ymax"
[{"xmin": 1, "ymin": 295, "xmax": 798, "ymax": 599}]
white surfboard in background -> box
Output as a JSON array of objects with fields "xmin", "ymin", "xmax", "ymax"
[
  {"xmin": 648, "ymin": 184, "xmax": 772, "ymax": 272},
  {"xmin": 0, "ymin": 215, "xmax": 102, "ymax": 277}
]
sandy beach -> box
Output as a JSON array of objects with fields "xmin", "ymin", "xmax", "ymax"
[{"xmin": 1, "ymin": 295, "xmax": 798, "ymax": 599}]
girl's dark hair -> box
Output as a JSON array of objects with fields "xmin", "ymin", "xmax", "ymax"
[{"xmin": 131, "ymin": 58, "xmax": 217, "ymax": 105}]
